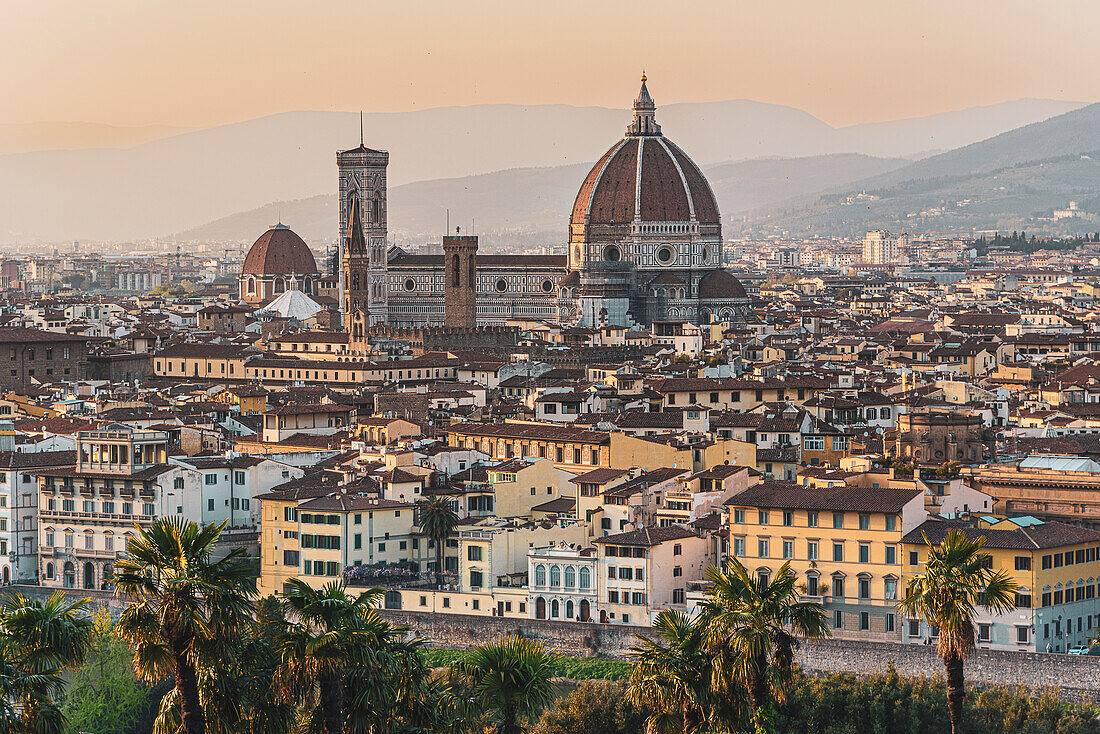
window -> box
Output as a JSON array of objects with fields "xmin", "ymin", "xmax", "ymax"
[
  {"xmin": 909, "ymin": 550, "xmax": 919, "ymax": 566},
  {"xmin": 833, "ymin": 577, "xmax": 845, "ymax": 598},
  {"xmin": 782, "ymin": 540, "xmax": 793, "ymax": 559},
  {"xmin": 806, "ymin": 575, "xmax": 819, "ymax": 596},
  {"xmin": 733, "ymin": 537, "xmax": 745, "ymax": 557},
  {"xmin": 758, "ymin": 539, "xmax": 769, "ymax": 557},
  {"xmin": 673, "ymin": 543, "xmax": 682, "ymax": 556},
  {"xmin": 803, "ymin": 436, "xmax": 825, "ymax": 451},
  {"xmin": 1015, "ymin": 555, "xmax": 1031, "ymax": 571},
  {"xmin": 908, "ymin": 619, "xmax": 920, "ymax": 637},
  {"xmin": 1016, "ymin": 626, "xmax": 1029, "ymax": 644},
  {"xmin": 551, "ymin": 566, "xmax": 562, "ymax": 586},
  {"xmin": 807, "ymin": 511, "xmax": 818, "ymax": 527},
  {"xmin": 759, "ymin": 510, "xmax": 768, "ymax": 525},
  {"xmin": 204, "ymin": 474, "xmax": 217, "ymax": 485},
  {"xmin": 207, "ymin": 499, "xmax": 215, "ymax": 512},
  {"xmin": 782, "ymin": 511, "xmax": 793, "ymax": 526},
  {"xmin": 885, "ymin": 545, "xmax": 896, "ymax": 565},
  {"xmin": 833, "ymin": 542, "xmax": 844, "ymax": 562},
  {"xmin": 859, "ymin": 544, "xmax": 870, "ymax": 563},
  {"xmin": 859, "ymin": 514, "xmax": 870, "ymax": 530},
  {"xmin": 978, "ymin": 624, "xmax": 991, "ymax": 642},
  {"xmin": 885, "ymin": 579, "xmax": 897, "ymax": 600},
  {"xmin": 468, "ymin": 546, "xmax": 482, "ymax": 561},
  {"xmin": 807, "ymin": 541, "xmax": 818, "ymax": 561},
  {"xmin": 1042, "ymin": 554, "xmax": 1052, "ymax": 570},
  {"xmin": 535, "ymin": 565, "xmax": 546, "ymax": 586},
  {"xmin": 885, "ymin": 516, "xmax": 897, "ymax": 532},
  {"xmin": 833, "ymin": 513, "xmax": 844, "ymax": 529},
  {"xmin": 672, "ymin": 588, "xmax": 685, "ymax": 604},
  {"xmin": 833, "ymin": 610, "xmax": 843, "ymax": 629},
  {"xmin": 579, "ymin": 567, "xmax": 591, "ymax": 589},
  {"xmin": 734, "ymin": 509, "xmax": 745, "ymax": 524},
  {"xmin": 859, "ymin": 578, "xmax": 870, "ymax": 599},
  {"xmin": 470, "ymin": 571, "xmax": 483, "ymax": 588},
  {"xmin": 565, "ymin": 566, "xmax": 575, "ymax": 587},
  {"xmin": 1015, "ymin": 593, "xmax": 1032, "ymax": 608},
  {"xmin": 859, "ymin": 612, "xmax": 870, "ymax": 631},
  {"xmin": 354, "ymin": 534, "xmax": 362, "ymax": 550},
  {"xmin": 885, "ymin": 613, "xmax": 895, "ymax": 633}
]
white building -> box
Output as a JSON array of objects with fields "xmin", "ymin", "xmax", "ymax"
[{"xmin": 527, "ymin": 542, "xmax": 599, "ymax": 622}]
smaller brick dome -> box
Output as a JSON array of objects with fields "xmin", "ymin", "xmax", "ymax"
[
  {"xmin": 241, "ymin": 224, "xmax": 319, "ymax": 276},
  {"xmin": 698, "ymin": 270, "xmax": 747, "ymax": 300}
]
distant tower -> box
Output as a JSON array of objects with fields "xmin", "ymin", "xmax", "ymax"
[
  {"xmin": 443, "ymin": 233, "xmax": 478, "ymax": 328},
  {"xmin": 338, "ymin": 139, "xmax": 389, "ymax": 325}
]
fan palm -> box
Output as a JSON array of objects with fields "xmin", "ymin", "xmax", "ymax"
[
  {"xmin": 628, "ymin": 609, "xmax": 744, "ymax": 734},
  {"xmin": 113, "ymin": 517, "xmax": 257, "ymax": 734},
  {"xmin": 898, "ymin": 529, "xmax": 1019, "ymax": 734},
  {"xmin": 698, "ymin": 558, "xmax": 829, "ymax": 734},
  {"xmin": 275, "ymin": 578, "xmax": 392, "ymax": 734},
  {"xmin": 450, "ymin": 634, "xmax": 556, "ymax": 734},
  {"xmin": 418, "ymin": 495, "xmax": 459, "ymax": 588},
  {"xmin": 0, "ymin": 591, "xmax": 95, "ymax": 734}
]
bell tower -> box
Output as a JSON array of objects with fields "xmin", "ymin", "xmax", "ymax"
[
  {"xmin": 338, "ymin": 137, "xmax": 389, "ymax": 325},
  {"xmin": 443, "ymin": 232, "xmax": 478, "ymax": 328}
]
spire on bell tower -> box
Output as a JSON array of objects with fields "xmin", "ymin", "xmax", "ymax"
[{"xmin": 627, "ymin": 71, "xmax": 661, "ymax": 137}]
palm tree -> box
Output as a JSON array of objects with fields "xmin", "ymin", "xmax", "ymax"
[
  {"xmin": 418, "ymin": 495, "xmax": 459, "ymax": 588},
  {"xmin": 0, "ymin": 590, "xmax": 95, "ymax": 734},
  {"xmin": 113, "ymin": 517, "xmax": 257, "ymax": 734},
  {"xmin": 450, "ymin": 635, "xmax": 556, "ymax": 734},
  {"xmin": 698, "ymin": 558, "xmax": 829, "ymax": 734},
  {"xmin": 899, "ymin": 529, "xmax": 1019, "ymax": 734},
  {"xmin": 627, "ymin": 609, "xmax": 744, "ymax": 734},
  {"xmin": 275, "ymin": 578, "xmax": 391, "ymax": 734}
]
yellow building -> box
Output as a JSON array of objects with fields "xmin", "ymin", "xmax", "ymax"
[
  {"xmin": 448, "ymin": 421, "xmax": 611, "ymax": 473},
  {"xmin": 901, "ymin": 516, "xmax": 1100, "ymax": 653},
  {"xmin": 725, "ymin": 481, "xmax": 925, "ymax": 641},
  {"xmin": 256, "ymin": 484, "xmax": 417, "ymax": 596},
  {"xmin": 154, "ymin": 343, "xmax": 251, "ymax": 381}
]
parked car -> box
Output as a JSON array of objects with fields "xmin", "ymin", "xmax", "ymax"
[{"xmin": 1067, "ymin": 646, "xmax": 1089, "ymax": 655}]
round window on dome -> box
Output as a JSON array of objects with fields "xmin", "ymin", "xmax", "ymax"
[
  {"xmin": 541, "ymin": 279, "xmax": 554, "ymax": 293},
  {"xmin": 604, "ymin": 245, "xmax": 622, "ymax": 262},
  {"xmin": 495, "ymin": 278, "xmax": 508, "ymax": 292},
  {"xmin": 701, "ymin": 246, "xmax": 709, "ymax": 262},
  {"xmin": 656, "ymin": 246, "xmax": 675, "ymax": 264},
  {"xmin": 403, "ymin": 278, "xmax": 416, "ymax": 292}
]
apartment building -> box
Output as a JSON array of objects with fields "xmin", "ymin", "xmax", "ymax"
[
  {"xmin": 901, "ymin": 516, "xmax": 1100, "ymax": 653},
  {"xmin": 37, "ymin": 429, "xmax": 199, "ymax": 591},
  {"xmin": 724, "ymin": 481, "xmax": 925, "ymax": 641},
  {"xmin": 594, "ymin": 525, "xmax": 715, "ymax": 626}
]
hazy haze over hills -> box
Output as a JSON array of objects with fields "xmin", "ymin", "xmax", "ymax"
[
  {"xmin": 0, "ymin": 98, "xmax": 1083, "ymax": 246},
  {"xmin": 742, "ymin": 102, "xmax": 1100, "ymax": 237}
]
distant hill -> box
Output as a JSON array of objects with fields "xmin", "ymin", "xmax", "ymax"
[
  {"xmin": 743, "ymin": 103, "xmax": 1100, "ymax": 237},
  {"xmin": 172, "ymin": 154, "xmax": 910, "ymax": 249},
  {"xmin": 0, "ymin": 98, "xmax": 1082, "ymax": 246}
]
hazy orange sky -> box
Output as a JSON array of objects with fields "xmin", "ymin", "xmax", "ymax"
[{"xmin": 2, "ymin": 0, "xmax": 1095, "ymax": 129}]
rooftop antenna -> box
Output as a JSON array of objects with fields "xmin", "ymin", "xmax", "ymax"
[
  {"xmin": 446, "ymin": 208, "xmax": 450, "ymax": 237},
  {"xmin": 360, "ymin": 111, "xmax": 364, "ymax": 146}
]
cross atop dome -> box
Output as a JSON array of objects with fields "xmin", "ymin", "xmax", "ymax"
[{"xmin": 627, "ymin": 72, "xmax": 661, "ymax": 137}]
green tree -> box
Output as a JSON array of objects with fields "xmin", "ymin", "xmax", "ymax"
[
  {"xmin": 113, "ymin": 518, "xmax": 257, "ymax": 734},
  {"xmin": 275, "ymin": 579, "xmax": 389, "ymax": 734},
  {"xmin": 62, "ymin": 608, "xmax": 154, "ymax": 734},
  {"xmin": 627, "ymin": 609, "xmax": 743, "ymax": 733},
  {"xmin": 0, "ymin": 591, "xmax": 96, "ymax": 734},
  {"xmin": 418, "ymin": 495, "xmax": 459, "ymax": 589},
  {"xmin": 698, "ymin": 558, "xmax": 829, "ymax": 734},
  {"xmin": 533, "ymin": 680, "xmax": 645, "ymax": 734},
  {"xmin": 898, "ymin": 529, "xmax": 1019, "ymax": 734},
  {"xmin": 450, "ymin": 635, "xmax": 557, "ymax": 734}
]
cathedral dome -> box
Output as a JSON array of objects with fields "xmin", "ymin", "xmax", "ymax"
[
  {"xmin": 698, "ymin": 269, "xmax": 748, "ymax": 300},
  {"xmin": 570, "ymin": 76, "xmax": 720, "ymax": 231},
  {"xmin": 242, "ymin": 224, "xmax": 319, "ymax": 276}
]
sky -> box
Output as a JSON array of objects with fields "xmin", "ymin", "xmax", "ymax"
[{"xmin": 2, "ymin": 0, "xmax": 1096, "ymax": 130}]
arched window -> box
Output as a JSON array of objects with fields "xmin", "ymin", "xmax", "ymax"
[
  {"xmin": 566, "ymin": 600, "xmax": 574, "ymax": 619},
  {"xmin": 45, "ymin": 562, "xmax": 54, "ymax": 580},
  {"xmin": 535, "ymin": 564, "xmax": 546, "ymax": 586},
  {"xmin": 64, "ymin": 529, "xmax": 74, "ymax": 548},
  {"xmin": 246, "ymin": 277, "xmax": 256, "ymax": 295},
  {"xmin": 564, "ymin": 566, "xmax": 576, "ymax": 588},
  {"xmin": 373, "ymin": 192, "xmax": 382, "ymax": 225},
  {"xmin": 579, "ymin": 567, "xmax": 591, "ymax": 589},
  {"xmin": 550, "ymin": 565, "xmax": 561, "ymax": 587},
  {"xmin": 551, "ymin": 599, "xmax": 560, "ymax": 617}
]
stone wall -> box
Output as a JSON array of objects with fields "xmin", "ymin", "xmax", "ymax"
[{"xmin": 381, "ymin": 609, "xmax": 1100, "ymax": 702}]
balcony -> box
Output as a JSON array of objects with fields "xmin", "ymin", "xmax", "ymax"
[
  {"xmin": 74, "ymin": 547, "xmax": 117, "ymax": 559},
  {"xmin": 40, "ymin": 508, "xmax": 155, "ymax": 524}
]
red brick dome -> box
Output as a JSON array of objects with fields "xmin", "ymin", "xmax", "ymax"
[
  {"xmin": 570, "ymin": 76, "xmax": 719, "ymax": 230},
  {"xmin": 241, "ymin": 224, "xmax": 319, "ymax": 276}
]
